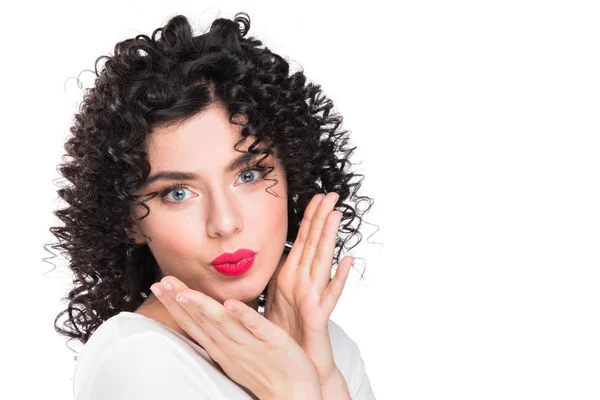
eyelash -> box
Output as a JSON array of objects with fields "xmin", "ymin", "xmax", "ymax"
[{"xmin": 157, "ymin": 166, "xmax": 270, "ymax": 205}]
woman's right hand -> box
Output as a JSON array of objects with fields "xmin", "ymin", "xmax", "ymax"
[{"xmin": 152, "ymin": 277, "xmax": 322, "ymax": 400}]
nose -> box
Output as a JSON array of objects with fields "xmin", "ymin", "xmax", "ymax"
[{"xmin": 205, "ymin": 189, "xmax": 243, "ymax": 238}]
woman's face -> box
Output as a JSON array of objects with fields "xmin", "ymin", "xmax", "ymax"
[{"xmin": 131, "ymin": 103, "xmax": 288, "ymax": 309}]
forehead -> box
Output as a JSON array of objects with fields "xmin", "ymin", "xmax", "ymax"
[
  {"xmin": 147, "ymin": 104, "xmax": 247, "ymax": 160},
  {"xmin": 142, "ymin": 105, "xmax": 280, "ymax": 182}
]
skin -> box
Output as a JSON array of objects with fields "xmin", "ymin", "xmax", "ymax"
[
  {"xmin": 130, "ymin": 102, "xmax": 289, "ymax": 347},
  {"xmin": 127, "ymin": 102, "xmax": 352, "ymax": 398}
]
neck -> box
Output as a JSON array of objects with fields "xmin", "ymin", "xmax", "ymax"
[{"xmin": 245, "ymin": 296, "xmax": 260, "ymax": 313}]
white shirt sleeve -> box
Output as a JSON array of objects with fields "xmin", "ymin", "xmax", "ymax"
[
  {"xmin": 327, "ymin": 319, "xmax": 376, "ymax": 399},
  {"xmin": 350, "ymin": 348, "xmax": 376, "ymax": 400},
  {"xmin": 76, "ymin": 332, "xmax": 215, "ymax": 400}
]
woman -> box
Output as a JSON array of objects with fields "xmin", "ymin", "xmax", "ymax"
[{"xmin": 50, "ymin": 12, "xmax": 376, "ymax": 399}]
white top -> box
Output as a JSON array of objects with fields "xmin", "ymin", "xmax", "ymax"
[{"xmin": 72, "ymin": 311, "xmax": 376, "ymax": 399}]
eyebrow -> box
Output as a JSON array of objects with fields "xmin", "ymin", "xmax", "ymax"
[{"xmin": 141, "ymin": 151, "xmax": 264, "ymax": 188}]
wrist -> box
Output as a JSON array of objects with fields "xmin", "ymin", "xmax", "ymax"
[
  {"xmin": 319, "ymin": 368, "xmax": 351, "ymax": 400},
  {"xmin": 317, "ymin": 365, "xmax": 342, "ymax": 385},
  {"xmin": 267, "ymin": 377, "xmax": 323, "ymax": 400}
]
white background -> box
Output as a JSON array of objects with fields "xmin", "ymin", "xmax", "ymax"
[{"xmin": 2, "ymin": 0, "xmax": 599, "ymax": 399}]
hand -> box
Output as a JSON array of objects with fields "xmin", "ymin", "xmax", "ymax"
[
  {"xmin": 264, "ymin": 192, "xmax": 355, "ymax": 383},
  {"xmin": 152, "ymin": 277, "xmax": 322, "ymax": 400}
]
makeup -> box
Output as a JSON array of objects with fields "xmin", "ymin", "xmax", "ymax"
[{"xmin": 211, "ymin": 249, "xmax": 256, "ymax": 276}]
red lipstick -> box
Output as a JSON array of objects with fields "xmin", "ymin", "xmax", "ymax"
[{"xmin": 211, "ymin": 249, "xmax": 256, "ymax": 276}]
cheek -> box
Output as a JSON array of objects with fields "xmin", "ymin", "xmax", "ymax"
[
  {"xmin": 137, "ymin": 209, "xmax": 199, "ymax": 253},
  {"xmin": 255, "ymin": 192, "xmax": 288, "ymax": 234}
]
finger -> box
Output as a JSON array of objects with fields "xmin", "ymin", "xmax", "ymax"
[
  {"xmin": 150, "ymin": 282, "xmax": 221, "ymax": 359},
  {"xmin": 320, "ymin": 256, "xmax": 353, "ymax": 316},
  {"xmin": 224, "ymin": 298, "xmax": 285, "ymax": 345},
  {"xmin": 157, "ymin": 277, "xmax": 250, "ymax": 349},
  {"xmin": 158, "ymin": 275, "xmax": 190, "ymax": 293},
  {"xmin": 298, "ymin": 192, "xmax": 340, "ymax": 276},
  {"xmin": 311, "ymin": 210, "xmax": 343, "ymax": 294},
  {"xmin": 171, "ymin": 288, "xmax": 247, "ymax": 348},
  {"xmin": 160, "ymin": 276, "xmax": 252, "ymax": 346},
  {"xmin": 284, "ymin": 193, "xmax": 325, "ymax": 269}
]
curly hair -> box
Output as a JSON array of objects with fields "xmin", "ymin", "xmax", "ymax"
[{"xmin": 45, "ymin": 12, "xmax": 377, "ymax": 352}]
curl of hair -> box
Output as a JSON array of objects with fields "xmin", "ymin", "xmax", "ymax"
[{"xmin": 45, "ymin": 12, "xmax": 378, "ymax": 351}]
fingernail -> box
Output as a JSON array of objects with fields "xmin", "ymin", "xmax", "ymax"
[
  {"xmin": 160, "ymin": 281, "xmax": 173, "ymax": 292},
  {"xmin": 176, "ymin": 294, "xmax": 189, "ymax": 304},
  {"xmin": 150, "ymin": 284, "xmax": 163, "ymax": 297}
]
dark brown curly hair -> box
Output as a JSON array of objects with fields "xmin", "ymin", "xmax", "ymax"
[{"xmin": 45, "ymin": 12, "xmax": 377, "ymax": 353}]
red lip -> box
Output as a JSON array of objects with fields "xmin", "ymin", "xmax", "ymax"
[
  {"xmin": 211, "ymin": 248, "xmax": 256, "ymax": 265},
  {"xmin": 212, "ymin": 255, "xmax": 255, "ymax": 276}
]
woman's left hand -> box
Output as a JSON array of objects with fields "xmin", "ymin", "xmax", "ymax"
[{"xmin": 264, "ymin": 191, "xmax": 354, "ymax": 383}]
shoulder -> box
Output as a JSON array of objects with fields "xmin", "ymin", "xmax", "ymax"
[
  {"xmin": 327, "ymin": 319, "xmax": 363, "ymax": 377},
  {"xmin": 327, "ymin": 319, "xmax": 376, "ymax": 399},
  {"xmin": 74, "ymin": 311, "xmax": 211, "ymax": 371},
  {"xmin": 327, "ymin": 318, "xmax": 363, "ymax": 365},
  {"xmin": 73, "ymin": 312, "xmax": 217, "ymax": 400}
]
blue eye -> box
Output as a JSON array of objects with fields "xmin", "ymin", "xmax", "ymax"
[
  {"xmin": 237, "ymin": 168, "xmax": 261, "ymax": 185},
  {"xmin": 159, "ymin": 184, "xmax": 191, "ymax": 203},
  {"xmin": 157, "ymin": 167, "xmax": 268, "ymax": 205}
]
